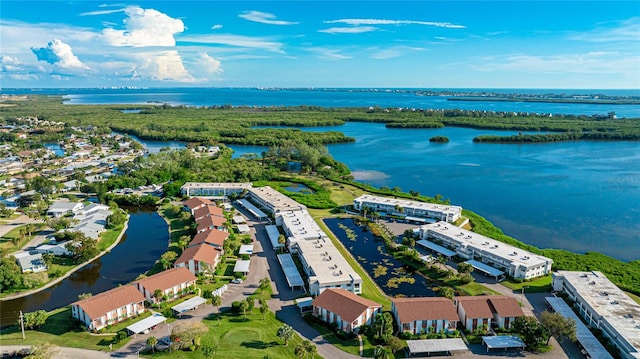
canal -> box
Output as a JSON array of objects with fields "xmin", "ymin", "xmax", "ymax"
[
  {"xmin": 0, "ymin": 207, "xmax": 168, "ymax": 326},
  {"xmin": 323, "ymin": 217, "xmax": 436, "ymax": 297}
]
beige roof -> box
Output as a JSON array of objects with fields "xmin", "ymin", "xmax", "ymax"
[
  {"xmin": 189, "ymin": 229, "xmax": 228, "ymax": 248},
  {"xmin": 312, "ymin": 289, "xmax": 381, "ymax": 323},
  {"xmin": 73, "ymin": 285, "xmax": 144, "ymax": 319},
  {"xmin": 183, "ymin": 197, "xmax": 211, "ymax": 211},
  {"xmin": 134, "ymin": 267, "xmax": 196, "ymax": 292},
  {"xmin": 175, "ymin": 244, "xmax": 220, "ymax": 265},
  {"xmin": 393, "ymin": 297, "xmax": 458, "ymax": 323},
  {"xmin": 455, "ymin": 296, "xmax": 495, "ymax": 319},
  {"xmin": 488, "ymin": 296, "xmax": 524, "ymax": 318}
]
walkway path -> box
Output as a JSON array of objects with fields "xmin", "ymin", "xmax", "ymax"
[{"xmin": 1, "ymin": 345, "xmax": 137, "ymax": 359}]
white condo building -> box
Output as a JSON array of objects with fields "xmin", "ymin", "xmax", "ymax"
[
  {"xmin": 353, "ymin": 194, "xmax": 462, "ymax": 223},
  {"xmin": 180, "ymin": 182, "xmax": 253, "ymax": 197},
  {"xmin": 420, "ymin": 222, "xmax": 552, "ymax": 279},
  {"xmin": 552, "ymin": 271, "xmax": 640, "ymax": 359},
  {"xmin": 246, "ymin": 186, "xmax": 307, "ymax": 215}
]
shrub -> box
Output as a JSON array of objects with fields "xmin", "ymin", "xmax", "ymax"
[{"xmin": 231, "ymin": 301, "xmax": 242, "ymax": 313}]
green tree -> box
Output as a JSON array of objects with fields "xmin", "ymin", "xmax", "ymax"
[
  {"xmin": 372, "ymin": 313, "xmax": 393, "ymax": 343},
  {"xmin": 386, "ymin": 336, "xmax": 404, "ymax": 353},
  {"xmin": 78, "ymin": 292, "xmax": 92, "ymax": 300},
  {"xmin": 436, "ymin": 255, "xmax": 447, "ymax": 270},
  {"xmin": 177, "ymin": 235, "xmax": 190, "ymax": 251},
  {"xmin": 146, "ymin": 336, "xmax": 158, "ymax": 353},
  {"xmin": 439, "ymin": 287, "xmax": 455, "ymax": 300},
  {"xmin": 259, "ymin": 299, "xmax": 269, "ymax": 320},
  {"xmin": 153, "ymin": 289, "xmax": 163, "ymax": 303},
  {"xmin": 294, "ymin": 343, "xmax": 308, "ymax": 358},
  {"xmin": 303, "ymin": 339, "xmax": 317, "ymax": 359},
  {"xmin": 240, "ymin": 299, "xmax": 250, "ymax": 319},
  {"xmin": 211, "ymin": 295, "xmax": 222, "ymax": 325},
  {"xmin": 22, "ymin": 310, "xmax": 48, "ymax": 330},
  {"xmin": 160, "ymin": 251, "xmax": 177, "ymax": 270},
  {"xmin": 106, "ymin": 209, "xmax": 127, "ymax": 229},
  {"xmin": 373, "ymin": 345, "xmax": 389, "ymax": 359},
  {"xmin": 65, "ymin": 233, "xmax": 99, "ymax": 263},
  {"xmin": 277, "ymin": 324, "xmax": 294, "ymax": 346},
  {"xmin": 512, "ymin": 316, "xmax": 547, "ymax": 349},
  {"xmin": 540, "ymin": 310, "xmax": 577, "ymax": 345},
  {"xmin": 170, "ymin": 321, "xmax": 208, "ymax": 350},
  {"xmin": 259, "ymin": 277, "xmax": 271, "ymax": 291},
  {"xmin": 457, "ymin": 262, "xmax": 474, "ymax": 277}
]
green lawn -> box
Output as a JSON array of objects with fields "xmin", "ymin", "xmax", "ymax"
[
  {"xmin": 147, "ymin": 305, "xmax": 303, "ymax": 358},
  {"xmin": 626, "ymin": 291, "xmax": 640, "ymax": 305},
  {"xmin": 305, "ymin": 320, "xmax": 373, "ymax": 357},
  {"xmin": 0, "ymin": 307, "xmax": 127, "ymax": 351},
  {"xmin": 0, "ymin": 223, "xmax": 48, "ymax": 251},
  {"xmin": 98, "ymin": 224, "xmax": 125, "ymax": 251},
  {"xmin": 501, "ymin": 275, "xmax": 552, "ymax": 293}
]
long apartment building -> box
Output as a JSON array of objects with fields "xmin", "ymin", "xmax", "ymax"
[
  {"xmin": 180, "ymin": 182, "xmax": 253, "ymax": 197},
  {"xmin": 353, "ymin": 194, "xmax": 462, "ymax": 223},
  {"xmin": 552, "ymin": 271, "xmax": 640, "ymax": 359},
  {"xmin": 246, "ymin": 186, "xmax": 307, "ymax": 215},
  {"xmin": 276, "ymin": 210, "xmax": 362, "ymax": 295},
  {"xmin": 420, "ymin": 222, "xmax": 552, "ymax": 279}
]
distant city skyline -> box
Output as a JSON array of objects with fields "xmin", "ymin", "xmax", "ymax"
[{"xmin": 1, "ymin": 1, "xmax": 639, "ymax": 89}]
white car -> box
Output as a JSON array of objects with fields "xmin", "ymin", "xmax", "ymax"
[{"xmin": 231, "ymin": 278, "xmax": 243, "ymax": 284}]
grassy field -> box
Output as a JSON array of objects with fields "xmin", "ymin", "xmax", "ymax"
[
  {"xmin": 0, "ymin": 307, "xmax": 125, "ymax": 351},
  {"xmin": 626, "ymin": 291, "xmax": 640, "ymax": 305},
  {"xmin": 0, "ymin": 223, "xmax": 48, "ymax": 251},
  {"xmin": 98, "ymin": 223, "xmax": 126, "ymax": 251},
  {"xmin": 501, "ymin": 275, "xmax": 552, "ymax": 293}
]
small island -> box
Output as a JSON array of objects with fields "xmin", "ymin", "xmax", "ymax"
[{"xmin": 429, "ymin": 136, "xmax": 449, "ymax": 143}]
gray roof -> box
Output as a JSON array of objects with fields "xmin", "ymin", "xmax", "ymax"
[{"xmin": 407, "ymin": 338, "xmax": 467, "ymax": 354}]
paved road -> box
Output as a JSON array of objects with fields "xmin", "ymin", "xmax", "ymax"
[{"xmin": 1, "ymin": 345, "xmax": 136, "ymax": 359}]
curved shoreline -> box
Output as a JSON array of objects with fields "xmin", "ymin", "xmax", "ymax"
[{"xmin": 0, "ymin": 216, "xmax": 130, "ymax": 302}]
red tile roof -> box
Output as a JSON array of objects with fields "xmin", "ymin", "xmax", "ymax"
[
  {"xmin": 455, "ymin": 296, "xmax": 494, "ymax": 319},
  {"xmin": 392, "ymin": 297, "xmax": 458, "ymax": 323},
  {"xmin": 133, "ymin": 267, "xmax": 196, "ymax": 292},
  {"xmin": 488, "ymin": 296, "xmax": 524, "ymax": 318},
  {"xmin": 193, "ymin": 205, "xmax": 224, "ymax": 220},
  {"xmin": 72, "ymin": 285, "xmax": 144, "ymax": 319},
  {"xmin": 196, "ymin": 215, "xmax": 226, "ymax": 231},
  {"xmin": 189, "ymin": 229, "xmax": 228, "ymax": 248},
  {"xmin": 175, "ymin": 244, "xmax": 220, "ymax": 266},
  {"xmin": 312, "ymin": 289, "xmax": 381, "ymax": 323},
  {"xmin": 183, "ymin": 197, "xmax": 211, "ymax": 211}
]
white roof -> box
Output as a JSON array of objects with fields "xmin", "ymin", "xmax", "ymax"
[
  {"xmin": 238, "ymin": 245, "xmax": 254, "ymax": 255},
  {"xmin": 248, "ymin": 186, "xmax": 305, "ymax": 213},
  {"xmin": 171, "ymin": 296, "xmax": 207, "ymax": 314},
  {"xmin": 417, "ymin": 239, "xmax": 456, "ymax": 257},
  {"xmin": 354, "ymin": 194, "xmax": 462, "ymax": 216},
  {"xmin": 265, "ymin": 225, "xmax": 283, "ymax": 249},
  {"xmin": 407, "ymin": 338, "xmax": 467, "ymax": 354},
  {"xmin": 233, "ymin": 259, "xmax": 251, "ymax": 273},
  {"xmin": 280, "ymin": 210, "xmax": 326, "ymax": 242},
  {"xmin": 466, "ymin": 260, "xmax": 504, "ymax": 277},
  {"xmin": 236, "ymin": 224, "xmax": 250, "ymax": 233},
  {"xmin": 482, "ymin": 336, "xmax": 525, "ymax": 349},
  {"xmin": 48, "ymin": 201, "xmax": 82, "ymax": 212},
  {"xmin": 126, "ymin": 314, "xmax": 167, "ymax": 334},
  {"xmin": 422, "ymin": 222, "xmax": 552, "ymax": 269},
  {"xmin": 236, "ymin": 199, "xmax": 268, "ymax": 219},
  {"xmin": 232, "ymin": 215, "xmax": 246, "ymax": 224},
  {"xmin": 295, "ymin": 236, "xmax": 361, "ymax": 287}
]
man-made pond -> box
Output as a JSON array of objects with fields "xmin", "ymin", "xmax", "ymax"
[
  {"xmin": 0, "ymin": 207, "xmax": 168, "ymax": 326},
  {"xmin": 323, "ymin": 217, "xmax": 436, "ymax": 297},
  {"xmin": 282, "ymin": 183, "xmax": 315, "ymax": 194}
]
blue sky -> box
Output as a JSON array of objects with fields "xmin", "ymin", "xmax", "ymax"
[{"xmin": 1, "ymin": 1, "xmax": 639, "ymax": 88}]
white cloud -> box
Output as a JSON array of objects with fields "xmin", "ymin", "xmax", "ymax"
[
  {"xmin": 179, "ymin": 34, "xmax": 285, "ymax": 53},
  {"xmin": 370, "ymin": 46, "xmax": 427, "ymax": 60},
  {"xmin": 194, "ymin": 52, "xmax": 223, "ymax": 74},
  {"xmin": 474, "ymin": 51, "xmax": 639, "ymax": 75},
  {"xmin": 569, "ymin": 17, "xmax": 640, "ymax": 43},
  {"xmin": 325, "ymin": 18, "xmax": 465, "ymax": 29},
  {"xmin": 239, "ymin": 11, "xmax": 298, "ymax": 25},
  {"xmin": 80, "ymin": 9, "xmax": 125, "ymax": 16},
  {"xmin": 31, "ymin": 39, "xmax": 90, "ymax": 71},
  {"xmin": 0, "ymin": 55, "xmax": 22, "ymax": 71},
  {"xmin": 130, "ymin": 50, "xmax": 194, "ymax": 82},
  {"xmin": 101, "ymin": 6, "xmax": 184, "ymax": 47},
  {"xmin": 306, "ymin": 47, "xmax": 351, "ymax": 60},
  {"xmin": 318, "ymin": 26, "xmax": 378, "ymax": 34},
  {"xmin": 211, "ymin": 24, "xmax": 223, "ymax": 30}
]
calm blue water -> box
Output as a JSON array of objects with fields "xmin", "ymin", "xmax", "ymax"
[
  {"xmin": 2, "ymin": 87, "xmax": 640, "ymax": 118},
  {"xmin": 4, "ymin": 88, "xmax": 639, "ymax": 261}
]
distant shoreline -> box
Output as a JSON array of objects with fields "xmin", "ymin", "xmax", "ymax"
[{"xmin": 448, "ymin": 96, "xmax": 640, "ymax": 105}]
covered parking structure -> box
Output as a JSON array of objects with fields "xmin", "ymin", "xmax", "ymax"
[
  {"xmin": 265, "ymin": 225, "xmax": 283, "ymax": 251},
  {"xmin": 233, "ymin": 259, "xmax": 251, "ymax": 275},
  {"xmin": 235, "ymin": 199, "xmax": 269, "ymax": 222},
  {"xmin": 466, "ymin": 260, "xmax": 505, "ymax": 281},
  {"xmin": 416, "ymin": 239, "xmax": 456, "ymax": 258},
  {"xmin": 481, "ymin": 336, "xmax": 525, "ymax": 352},
  {"xmin": 406, "ymin": 338, "xmax": 467, "ymax": 357},
  {"xmin": 277, "ymin": 253, "xmax": 305, "ymax": 291},
  {"xmin": 545, "ymin": 297, "xmax": 613, "ymax": 359},
  {"xmin": 171, "ymin": 296, "xmax": 207, "ymax": 316},
  {"xmin": 126, "ymin": 314, "xmax": 167, "ymax": 336}
]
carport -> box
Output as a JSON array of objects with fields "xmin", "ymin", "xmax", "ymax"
[
  {"xmin": 482, "ymin": 336, "xmax": 525, "ymax": 352},
  {"xmin": 466, "ymin": 260, "xmax": 505, "ymax": 281},
  {"xmin": 171, "ymin": 296, "xmax": 207, "ymax": 316},
  {"xmin": 416, "ymin": 239, "xmax": 456, "ymax": 258},
  {"xmin": 406, "ymin": 338, "xmax": 467, "ymax": 356},
  {"xmin": 126, "ymin": 314, "xmax": 167, "ymax": 336}
]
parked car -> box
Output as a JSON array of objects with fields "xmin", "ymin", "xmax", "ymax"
[{"xmin": 231, "ymin": 278, "xmax": 243, "ymax": 284}]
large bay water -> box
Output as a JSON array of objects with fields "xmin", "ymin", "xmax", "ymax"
[{"xmin": 4, "ymin": 88, "xmax": 639, "ymax": 261}]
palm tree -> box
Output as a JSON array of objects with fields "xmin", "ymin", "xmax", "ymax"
[
  {"xmin": 294, "ymin": 344, "xmax": 308, "ymax": 358},
  {"xmin": 146, "ymin": 336, "xmax": 158, "ymax": 353},
  {"xmin": 277, "ymin": 324, "xmax": 294, "ymax": 346},
  {"xmin": 240, "ymin": 300, "xmax": 249, "ymax": 319},
  {"xmin": 259, "ymin": 299, "xmax": 269, "ymax": 320},
  {"xmin": 303, "ymin": 340, "xmax": 317, "ymax": 359},
  {"xmin": 437, "ymin": 255, "xmax": 447, "ymax": 270},
  {"xmin": 373, "ymin": 345, "xmax": 389, "ymax": 359},
  {"xmin": 211, "ymin": 295, "xmax": 222, "ymax": 325}
]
